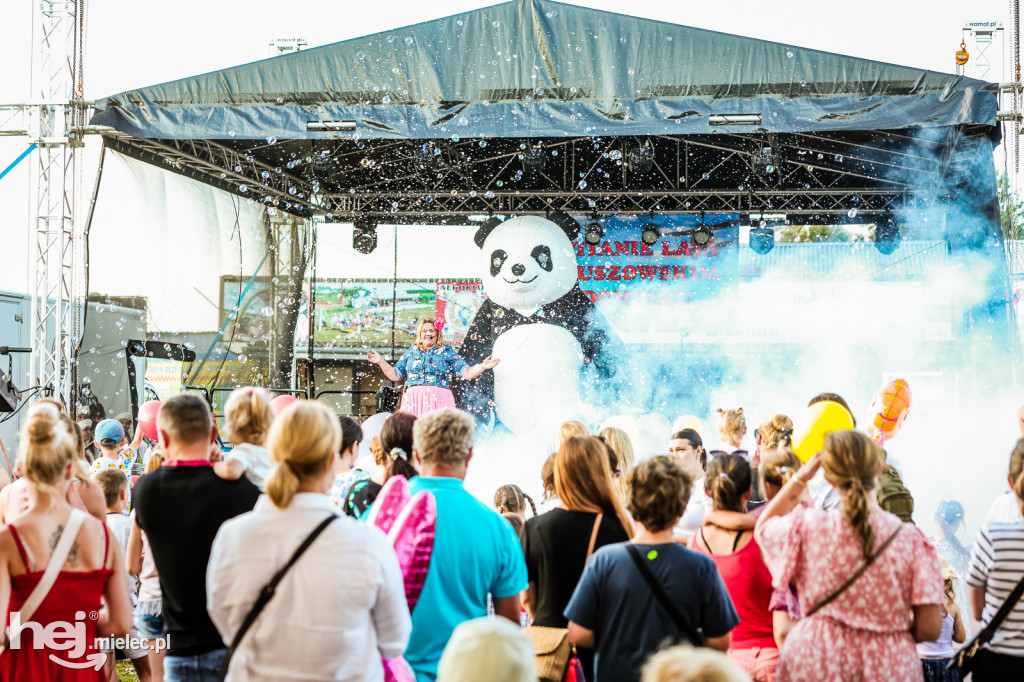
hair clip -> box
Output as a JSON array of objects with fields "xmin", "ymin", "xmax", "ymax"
[
  {"xmin": 718, "ymin": 472, "xmax": 729, "ymax": 479},
  {"xmin": 390, "ymin": 447, "xmax": 409, "ymax": 462},
  {"xmin": 776, "ymin": 466, "xmax": 789, "ymax": 475}
]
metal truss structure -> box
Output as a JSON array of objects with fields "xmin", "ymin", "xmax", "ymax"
[
  {"xmin": 103, "ymin": 125, "xmax": 988, "ymax": 227},
  {"xmin": 0, "ymin": 1, "xmax": 87, "ymax": 408}
]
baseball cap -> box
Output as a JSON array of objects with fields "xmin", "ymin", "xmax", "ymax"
[{"xmin": 95, "ymin": 419, "xmax": 126, "ymax": 446}]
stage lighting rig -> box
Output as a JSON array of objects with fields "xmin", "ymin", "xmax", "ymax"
[
  {"xmin": 627, "ymin": 144, "xmax": 654, "ymax": 174},
  {"xmin": 585, "ymin": 213, "xmax": 604, "ymax": 245},
  {"xmin": 692, "ymin": 223, "xmax": 713, "ymax": 246},
  {"xmin": 522, "ymin": 145, "xmax": 546, "ymax": 173},
  {"xmin": 353, "ymin": 217, "xmax": 378, "ymax": 254},
  {"xmin": 874, "ymin": 214, "xmax": 901, "ymax": 255},
  {"xmin": 751, "ymin": 145, "xmax": 778, "ymax": 176},
  {"xmin": 641, "ymin": 222, "xmax": 661, "ymax": 246},
  {"xmin": 749, "ymin": 224, "xmax": 775, "ymax": 255},
  {"xmin": 418, "ymin": 142, "xmax": 445, "ymax": 171}
]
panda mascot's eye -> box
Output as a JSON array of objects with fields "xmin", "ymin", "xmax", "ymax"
[
  {"xmin": 490, "ymin": 249, "xmax": 508, "ymax": 277},
  {"xmin": 531, "ymin": 245, "xmax": 553, "ymax": 272}
]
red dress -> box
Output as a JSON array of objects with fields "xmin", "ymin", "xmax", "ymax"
[{"xmin": 0, "ymin": 524, "xmax": 112, "ymax": 681}]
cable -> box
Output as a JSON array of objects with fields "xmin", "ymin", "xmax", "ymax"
[
  {"xmin": 207, "ymin": 195, "xmax": 246, "ymax": 392},
  {"xmin": 0, "ymin": 386, "xmax": 44, "ymax": 425}
]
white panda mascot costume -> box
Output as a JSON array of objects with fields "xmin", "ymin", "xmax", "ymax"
[{"xmin": 453, "ymin": 212, "xmax": 618, "ymax": 437}]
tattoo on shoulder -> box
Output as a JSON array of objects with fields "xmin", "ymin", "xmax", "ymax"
[{"xmin": 47, "ymin": 525, "xmax": 80, "ymax": 567}]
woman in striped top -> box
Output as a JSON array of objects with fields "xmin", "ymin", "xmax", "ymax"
[{"xmin": 966, "ymin": 438, "xmax": 1024, "ymax": 678}]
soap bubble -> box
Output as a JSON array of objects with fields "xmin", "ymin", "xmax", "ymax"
[
  {"xmin": 835, "ymin": 154, "xmax": 843, "ymax": 162},
  {"xmin": 356, "ymin": 51, "xmax": 366, "ymax": 60},
  {"xmin": 382, "ymin": 95, "xmax": 391, "ymax": 104},
  {"xmin": 545, "ymin": 10, "xmax": 557, "ymax": 17},
  {"xmin": 786, "ymin": 50, "xmax": 794, "ymax": 58},
  {"xmin": 478, "ymin": 140, "xmax": 487, "ymax": 148},
  {"xmin": 492, "ymin": 21, "xmax": 500, "ymax": 27},
  {"xmin": 238, "ymin": 354, "xmax": 248, "ymax": 363},
  {"xmin": 266, "ymin": 136, "xmax": 277, "ymax": 145},
  {"xmin": 261, "ymin": 171, "xmax": 270, "ymax": 179},
  {"xmin": 404, "ymin": 36, "xmax": 414, "ymax": 45},
  {"xmin": 578, "ymin": 180, "xmax": 587, "ymax": 189},
  {"xmin": 276, "ymin": 97, "xmax": 283, "ymax": 104},
  {"xmin": 239, "ymin": 184, "xmax": 248, "ymax": 192},
  {"xmin": 848, "ymin": 208, "xmax": 859, "ymax": 218}
]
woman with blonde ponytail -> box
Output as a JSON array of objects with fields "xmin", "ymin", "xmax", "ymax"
[
  {"xmin": 0, "ymin": 403, "xmax": 132, "ymax": 680},
  {"xmin": 965, "ymin": 438, "xmax": 1024, "ymax": 678},
  {"xmin": 755, "ymin": 430, "xmax": 944, "ymax": 681},
  {"xmin": 0, "ymin": 402, "xmax": 106, "ymax": 524},
  {"xmin": 207, "ymin": 401, "xmax": 411, "ymax": 680}
]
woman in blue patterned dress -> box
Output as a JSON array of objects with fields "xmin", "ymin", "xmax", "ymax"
[{"xmin": 367, "ymin": 318, "xmax": 499, "ymax": 417}]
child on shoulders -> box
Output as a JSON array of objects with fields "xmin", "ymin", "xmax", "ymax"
[{"xmin": 213, "ymin": 387, "xmax": 273, "ymax": 491}]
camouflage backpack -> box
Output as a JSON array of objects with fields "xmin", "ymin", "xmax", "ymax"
[{"xmin": 877, "ymin": 465, "xmax": 914, "ymax": 523}]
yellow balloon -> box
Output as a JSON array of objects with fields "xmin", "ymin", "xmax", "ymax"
[
  {"xmin": 672, "ymin": 415, "xmax": 705, "ymax": 440},
  {"xmin": 791, "ymin": 401, "xmax": 856, "ymax": 462}
]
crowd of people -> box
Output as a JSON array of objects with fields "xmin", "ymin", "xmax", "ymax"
[{"xmin": 0, "ymin": 385, "xmax": 1022, "ymax": 682}]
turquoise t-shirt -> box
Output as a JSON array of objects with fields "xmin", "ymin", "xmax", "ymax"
[{"xmin": 405, "ymin": 476, "xmax": 527, "ymax": 681}]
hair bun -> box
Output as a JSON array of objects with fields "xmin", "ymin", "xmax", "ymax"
[
  {"xmin": 716, "ymin": 408, "xmax": 725, "ymax": 415},
  {"xmin": 27, "ymin": 409, "xmax": 57, "ymax": 445},
  {"xmin": 736, "ymin": 407, "xmax": 744, "ymax": 415}
]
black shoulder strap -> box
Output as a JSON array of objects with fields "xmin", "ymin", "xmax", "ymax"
[
  {"xmin": 625, "ymin": 544, "xmax": 700, "ymax": 645},
  {"xmin": 221, "ymin": 514, "xmax": 338, "ymax": 675},
  {"xmin": 806, "ymin": 524, "xmax": 902, "ymax": 617},
  {"xmin": 975, "ymin": 569, "xmax": 1024, "ymax": 647}
]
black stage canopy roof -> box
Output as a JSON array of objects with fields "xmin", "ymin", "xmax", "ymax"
[{"xmin": 90, "ymin": 0, "xmax": 1002, "ymax": 233}]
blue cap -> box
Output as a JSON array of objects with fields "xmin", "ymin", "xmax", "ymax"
[{"xmin": 95, "ymin": 419, "xmax": 125, "ymax": 446}]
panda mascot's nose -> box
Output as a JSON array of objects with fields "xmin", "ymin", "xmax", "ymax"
[{"xmin": 511, "ymin": 263, "xmax": 526, "ymax": 277}]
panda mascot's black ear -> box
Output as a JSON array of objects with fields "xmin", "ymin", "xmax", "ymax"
[
  {"xmin": 473, "ymin": 217, "xmax": 504, "ymax": 248},
  {"xmin": 549, "ymin": 211, "xmax": 581, "ymax": 241}
]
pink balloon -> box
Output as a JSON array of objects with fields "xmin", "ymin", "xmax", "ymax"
[
  {"xmin": 367, "ymin": 476, "xmax": 411, "ymax": 535},
  {"xmin": 137, "ymin": 400, "xmax": 162, "ymax": 441},
  {"xmin": 270, "ymin": 394, "xmax": 299, "ymax": 415},
  {"xmin": 387, "ymin": 490, "xmax": 436, "ymax": 611}
]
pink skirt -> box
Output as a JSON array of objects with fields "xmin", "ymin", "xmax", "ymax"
[{"xmin": 399, "ymin": 385, "xmax": 457, "ymax": 418}]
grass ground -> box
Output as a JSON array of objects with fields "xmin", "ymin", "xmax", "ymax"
[{"xmin": 116, "ymin": 660, "xmax": 139, "ymax": 681}]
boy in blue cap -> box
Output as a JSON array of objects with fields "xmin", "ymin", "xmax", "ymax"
[{"xmin": 91, "ymin": 418, "xmax": 143, "ymax": 477}]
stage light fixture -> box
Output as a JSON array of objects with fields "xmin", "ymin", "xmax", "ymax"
[
  {"xmin": 353, "ymin": 218, "xmax": 378, "ymax": 254},
  {"xmin": 874, "ymin": 215, "xmax": 901, "ymax": 256},
  {"xmin": 693, "ymin": 224, "xmax": 713, "ymax": 246},
  {"xmin": 641, "ymin": 223, "xmax": 661, "ymax": 245},
  {"xmin": 585, "ymin": 215, "xmax": 604, "ymax": 245},
  {"xmin": 627, "ymin": 145, "xmax": 654, "ymax": 174},
  {"xmin": 751, "ymin": 146, "xmax": 778, "ymax": 176},
  {"xmin": 418, "ymin": 142, "xmax": 444, "ymax": 171},
  {"xmin": 522, "ymin": 145, "xmax": 546, "ymax": 173},
  {"xmin": 749, "ymin": 226, "xmax": 775, "ymax": 255}
]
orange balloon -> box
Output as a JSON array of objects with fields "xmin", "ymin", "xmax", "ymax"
[{"xmin": 867, "ymin": 379, "xmax": 912, "ymax": 444}]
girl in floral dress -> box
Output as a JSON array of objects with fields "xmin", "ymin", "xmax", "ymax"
[
  {"xmin": 755, "ymin": 430, "xmax": 944, "ymax": 681},
  {"xmin": 367, "ymin": 318, "xmax": 498, "ymax": 417}
]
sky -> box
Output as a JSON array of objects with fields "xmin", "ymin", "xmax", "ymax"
[{"xmin": 0, "ymin": 0, "xmax": 1017, "ymax": 293}]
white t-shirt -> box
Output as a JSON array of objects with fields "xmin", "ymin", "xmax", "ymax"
[
  {"xmin": 984, "ymin": 492, "xmax": 1024, "ymax": 525},
  {"xmin": 807, "ymin": 468, "xmax": 840, "ymax": 510},
  {"xmin": 675, "ymin": 475, "xmax": 712, "ymax": 536},
  {"xmin": 106, "ymin": 511, "xmax": 139, "ymax": 605},
  {"xmin": 227, "ymin": 443, "xmax": 271, "ymax": 491}
]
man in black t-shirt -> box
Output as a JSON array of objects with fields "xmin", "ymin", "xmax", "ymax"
[{"xmin": 132, "ymin": 393, "xmax": 260, "ymax": 681}]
